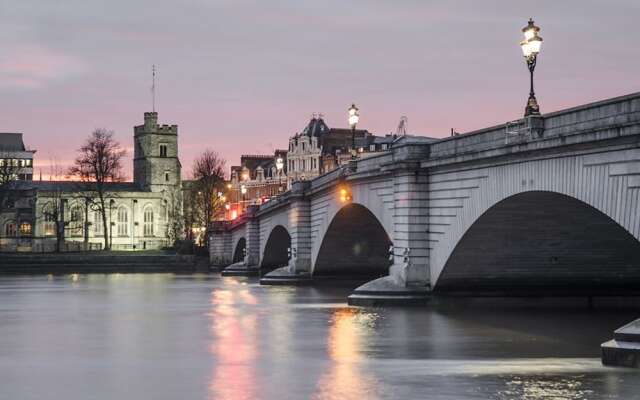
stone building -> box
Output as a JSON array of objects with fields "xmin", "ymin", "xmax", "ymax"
[
  {"xmin": 0, "ymin": 133, "xmax": 36, "ymax": 181},
  {"xmin": 0, "ymin": 112, "xmax": 183, "ymax": 252},
  {"xmin": 286, "ymin": 115, "xmax": 395, "ymax": 185},
  {"xmin": 228, "ymin": 150, "xmax": 288, "ymax": 217}
]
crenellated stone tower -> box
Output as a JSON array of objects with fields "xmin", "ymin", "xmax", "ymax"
[{"xmin": 133, "ymin": 112, "xmax": 181, "ymax": 192}]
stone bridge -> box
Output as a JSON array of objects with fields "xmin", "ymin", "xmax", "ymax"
[{"xmin": 209, "ymin": 92, "xmax": 640, "ymax": 305}]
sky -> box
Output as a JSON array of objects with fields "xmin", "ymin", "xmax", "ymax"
[{"xmin": 1, "ymin": 0, "xmax": 638, "ymax": 179}]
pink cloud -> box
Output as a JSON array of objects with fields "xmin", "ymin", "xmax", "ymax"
[{"xmin": 0, "ymin": 44, "xmax": 86, "ymax": 89}]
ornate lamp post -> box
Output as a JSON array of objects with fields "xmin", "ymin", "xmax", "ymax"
[
  {"xmin": 348, "ymin": 103, "xmax": 360, "ymax": 159},
  {"xmin": 275, "ymin": 157, "xmax": 284, "ymax": 192},
  {"xmin": 520, "ymin": 18, "xmax": 543, "ymax": 117}
]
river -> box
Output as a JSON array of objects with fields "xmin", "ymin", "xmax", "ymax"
[{"xmin": 0, "ymin": 273, "xmax": 639, "ymax": 399}]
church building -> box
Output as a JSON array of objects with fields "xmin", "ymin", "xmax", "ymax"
[{"xmin": 0, "ymin": 112, "xmax": 183, "ymax": 252}]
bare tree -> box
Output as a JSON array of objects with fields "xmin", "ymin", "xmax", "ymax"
[
  {"xmin": 0, "ymin": 151, "xmax": 25, "ymax": 216},
  {"xmin": 183, "ymin": 181, "xmax": 203, "ymax": 242},
  {"xmin": 191, "ymin": 150, "xmax": 226, "ymax": 241},
  {"xmin": 39, "ymin": 158, "xmax": 67, "ymax": 252},
  {"xmin": 68, "ymin": 129, "xmax": 126, "ymax": 250}
]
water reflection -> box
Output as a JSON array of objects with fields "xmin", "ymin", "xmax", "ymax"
[
  {"xmin": 313, "ymin": 308, "xmax": 381, "ymax": 400},
  {"xmin": 208, "ymin": 282, "xmax": 258, "ymax": 400},
  {"xmin": 0, "ymin": 275, "xmax": 639, "ymax": 400},
  {"xmin": 499, "ymin": 376, "xmax": 594, "ymax": 400}
]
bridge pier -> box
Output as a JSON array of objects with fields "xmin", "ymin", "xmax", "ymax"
[
  {"xmin": 221, "ymin": 206, "xmax": 261, "ymax": 276},
  {"xmin": 261, "ymin": 182, "xmax": 312, "ymax": 285},
  {"xmin": 348, "ymin": 164, "xmax": 431, "ymax": 306},
  {"xmin": 602, "ymin": 319, "xmax": 640, "ymax": 368}
]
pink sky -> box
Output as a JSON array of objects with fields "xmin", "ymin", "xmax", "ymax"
[{"xmin": 1, "ymin": 1, "xmax": 638, "ymax": 180}]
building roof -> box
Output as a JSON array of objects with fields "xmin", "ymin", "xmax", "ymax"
[
  {"xmin": 231, "ymin": 151, "xmax": 287, "ymax": 180},
  {"xmin": 302, "ymin": 117, "xmax": 330, "ymax": 137},
  {"xmin": 0, "ymin": 133, "xmax": 27, "ymax": 152},
  {"xmin": 10, "ymin": 180, "xmax": 142, "ymax": 192}
]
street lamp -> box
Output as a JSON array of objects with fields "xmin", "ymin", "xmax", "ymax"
[
  {"xmin": 520, "ymin": 18, "xmax": 543, "ymax": 117},
  {"xmin": 240, "ymin": 184, "xmax": 247, "ymax": 213},
  {"xmin": 348, "ymin": 103, "xmax": 359, "ymax": 159},
  {"xmin": 275, "ymin": 157, "xmax": 284, "ymax": 192}
]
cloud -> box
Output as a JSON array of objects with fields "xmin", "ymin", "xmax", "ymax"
[{"xmin": 0, "ymin": 44, "xmax": 86, "ymax": 89}]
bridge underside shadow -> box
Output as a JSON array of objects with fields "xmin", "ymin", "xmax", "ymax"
[
  {"xmin": 232, "ymin": 238, "xmax": 246, "ymax": 264},
  {"xmin": 261, "ymin": 226, "xmax": 291, "ymax": 272},
  {"xmin": 314, "ymin": 203, "xmax": 392, "ymax": 280},
  {"xmin": 436, "ymin": 191, "xmax": 640, "ymax": 295}
]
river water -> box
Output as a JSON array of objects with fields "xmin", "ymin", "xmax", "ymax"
[{"xmin": 0, "ymin": 273, "xmax": 639, "ymax": 399}]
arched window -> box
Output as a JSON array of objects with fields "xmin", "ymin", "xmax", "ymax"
[
  {"xmin": 143, "ymin": 206, "xmax": 154, "ymax": 237},
  {"xmin": 43, "ymin": 204, "xmax": 56, "ymax": 236},
  {"xmin": 93, "ymin": 211, "xmax": 103, "ymax": 234},
  {"xmin": 4, "ymin": 221, "xmax": 16, "ymax": 237},
  {"xmin": 117, "ymin": 206, "xmax": 129, "ymax": 237},
  {"xmin": 69, "ymin": 205, "xmax": 84, "ymax": 237}
]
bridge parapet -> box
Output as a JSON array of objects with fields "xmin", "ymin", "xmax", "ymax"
[{"xmin": 425, "ymin": 92, "xmax": 640, "ymax": 168}]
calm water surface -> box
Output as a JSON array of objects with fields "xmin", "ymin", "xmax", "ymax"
[{"xmin": 0, "ymin": 273, "xmax": 639, "ymax": 399}]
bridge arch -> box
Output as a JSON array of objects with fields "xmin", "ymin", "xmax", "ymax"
[
  {"xmin": 232, "ymin": 237, "xmax": 246, "ymax": 263},
  {"xmin": 313, "ymin": 202, "xmax": 392, "ymax": 277},
  {"xmin": 260, "ymin": 225, "xmax": 291, "ymax": 270},
  {"xmin": 436, "ymin": 190, "xmax": 640, "ymax": 292},
  {"xmin": 430, "ymin": 151, "xmax": 640, "ymax": 290}
]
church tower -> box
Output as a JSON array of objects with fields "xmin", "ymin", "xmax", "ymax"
[{"xmin": 133, "ymin": 112, "xmax": 181, "ymax": 192}]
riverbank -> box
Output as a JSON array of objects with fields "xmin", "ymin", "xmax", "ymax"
[{"xmin": 0, "ymin": 251, "xmax": 210, "ymax": 274}]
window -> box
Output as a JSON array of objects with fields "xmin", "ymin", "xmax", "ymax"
[
  {"xmin": 302, "ymin": 160, "xmax": 306, "ymax": 170},
  {"xmin": 4, "ymin": 222, "xmax": 16, "ymax": 237},
  {"xmin": 159, "ymin": 144, "xmax": 168, "ymax": 157},
  {"xmin": 165, "ymin": 171, "xmax": 170, "ymax": 182},
  {"xmin": 370, "ymin": 144, "xmax": 376, "ymax": 152},
  {"xmin": 44, "ymin": 207, "xmax": 56, "ymax": 236},
  {"xmin": 143, "ymin": 206, "xmax": 154, "ymax": 237},
  {"xmin": 69, "ymin": 206, "xmax": 84, "ymax": 237},
  {"xmin": 19, "ymin": 222, "xmax": 32, "ymax": 236},
  {"xmin": 93, "ymin": 211, "xmax": 103, "ymax": 234},
  {"xmin": 381, "ymin": 144, "xmax": 388, "ymax": 150},
  {"xmin": 117, "ymin": 206, "xmax": 129, "ymax": 236}
]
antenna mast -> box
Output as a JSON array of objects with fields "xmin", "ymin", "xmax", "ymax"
[{"xmin": 152, "ymin": 64, "xmax": 156, "ymax": 112}]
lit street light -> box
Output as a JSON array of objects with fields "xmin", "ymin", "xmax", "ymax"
[
  {"xmin": 240, "ymin": 184, "xmax": 247, "ymax": 213},
  {"xmin": 275, "ymin": 157, "xmax": 284, "ymax": 192},
  {"xmin": 520, "ymin": 18, "xmax": 543, "ymax": 117},
  {"xmin": 348, "ymin": 103, "xmax": 359, "ymax": 159}
]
